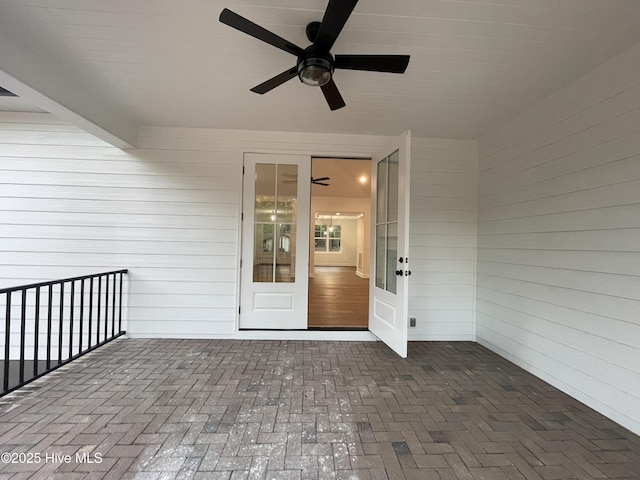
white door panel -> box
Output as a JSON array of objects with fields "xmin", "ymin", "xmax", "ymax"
[
  {"xmin": 240, "ymin": 153, "xmax": 310, "ymax": 329},
  {"xmin": 369, "ymin": 132, "xmax": 410, "ymax": 357}
]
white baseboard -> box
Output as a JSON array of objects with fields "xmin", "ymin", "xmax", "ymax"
[{"xmin": 355, "ymin": 271, "xmax": 370, "ymax": 278}]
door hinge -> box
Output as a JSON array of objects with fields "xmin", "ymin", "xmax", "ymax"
[
  {"xmin": 240, "ymin": 259, "xmax": 242, "ymax": 267},
  {"xmin": 242, "ymin": 166, "xmax": 245, "ymax": 174},
  {"xmin": 241, "ymin": 212, "xmax": 244, "ymax": 221},
  {"xmin": 238, "ymin": 306, "xmax": 241, "ymax": 315}
]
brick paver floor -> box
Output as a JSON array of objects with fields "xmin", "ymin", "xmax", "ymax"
[{"xmin": 0, "ymin": 339, "xmax": 638, "ymax": 479}]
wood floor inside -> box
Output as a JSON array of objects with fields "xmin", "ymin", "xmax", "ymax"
[{"xmin": 308, "ymin": 266, "xmax": 368, "ymax": 328}]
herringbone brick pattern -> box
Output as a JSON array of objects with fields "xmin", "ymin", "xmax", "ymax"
[{"xmin": 0, "ymin": 339, "xmax": 638, "ymax": 479}]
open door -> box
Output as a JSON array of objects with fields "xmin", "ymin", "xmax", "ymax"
[
  {"xmin": 240, "ymin": 153, "xmax": 311, "ymax": 329},
  {"xmin": 369, "ymin": 132, "xmax": 411, "ymax": 357}
]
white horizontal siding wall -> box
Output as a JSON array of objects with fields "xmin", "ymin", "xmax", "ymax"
[
  {"xmin": 1, "ymin": 115, "xmax": 476, "ymax": 342},
  {"xmin": 134, "ymin": 127, "xmax": 397, "ymax": 338},
  {"xmin": 477, "ymin": 43, "xmax": 640, "ymax": 435},
  {"xmin": 409, "ymin": 138, "xmax": 478, "ymax": 341},
  {"xmin": 0, "ymin": 112, "xmax": 242, "ymax": 340}
]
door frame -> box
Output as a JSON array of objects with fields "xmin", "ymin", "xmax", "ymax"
[
  {"xmin": 308, "ymin": 156, "xmax": 373, "ymax": 329},
  {"xmin": 235, "ymin": 136, "xmax": 410, "ymax": 352}
]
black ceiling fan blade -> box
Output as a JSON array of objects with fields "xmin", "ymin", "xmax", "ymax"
[
  {"xmin": 320, "ymin": 79, "xmax": 346, "ymax": 111},
  {"xmin": 312, "ymin": 177, "xmax": 330, "ymax": 182},
  {"xmin": 334, "ymin": 55, "xmax": 410, "ymax": 73},
  {"xmin": 219, "ymin": 8, "xmax": 304, "ymax": 57},
  {"xmin": 313, "ymin": 0, "xmax": 358, "ymax": 51},
  {"xmin": 0, "ymin": 87, "xmax": 17, "ymax": 97},
  {"xmin": 250, "ymin": 67, "xmax": 298, "ymax": 94}
]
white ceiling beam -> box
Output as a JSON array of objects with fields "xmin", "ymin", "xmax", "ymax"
[{"xmin": 0, "ymin": 7, "xmax": 138, "ymax": 149}]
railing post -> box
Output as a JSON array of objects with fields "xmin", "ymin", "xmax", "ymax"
[
  {"xmin": 111, "ymin": 273, "xmax": 116, "ymax": 337},
  {"xmin": 58, "ymin": 283, "xmax": 64, "ymax": 365},
  {"xmin": 19, "ymin": 289, "xmax": 27, "ymax": 384},
  {"xmin": 46, "ymin": 285, "xmax": 53, "ymax": 370},
  {"xmin": 69, "ymin": 280, "xmax": 75, "ymax": 359},
  {"xmin": 33, "ymin": 286, "xmax": 40, "ymax": 376},
  {"xmin": 88, "ymin": 278, "xmax": 94, "ymax": 349},
  {"xmin": 4, "ymin": 292, "xmax": 11, "ymax": 392},
  {"xmin": 118, "ymin": 272, "xmax": 124, "ymax": 333},
  {"xmin": 79, "ymin": 279, "xmax": 84, "ymax": 353},
  {"xmin": 104, "ymin": 274, "xmax": 109, "ymax": 341},
  {"xmin": 97, "ymin": 277, "xmax": 102, "ymax": 345}
]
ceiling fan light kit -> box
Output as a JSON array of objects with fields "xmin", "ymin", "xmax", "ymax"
[
  {"xmin": 298, "ymin": 53, "xmax": 333, "ymax": 87},
  {"xmin": 219, "ymin": 0, "xmax": 410, "ymax": 110}
]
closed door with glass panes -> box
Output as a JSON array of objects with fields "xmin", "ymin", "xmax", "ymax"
[{"xmin": 240, "ymin": 153, "xmax": 310, "ymax": 329}]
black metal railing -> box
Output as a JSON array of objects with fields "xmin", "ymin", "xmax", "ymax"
[{"xmin": 0, "ymin": 269, "xmax": 128, "ymax": 396}]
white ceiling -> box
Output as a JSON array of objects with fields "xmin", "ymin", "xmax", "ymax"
[
  {"xmin": 313, "ymin": 158, "xmax": 371, "ymax": 198},
  {"xmin": 0, "ymin": 94, "xmax": 45, "ymax": 113},
  {"xmin": 1, "ymin": 0, "xmax": 640, "ymax": 141}
]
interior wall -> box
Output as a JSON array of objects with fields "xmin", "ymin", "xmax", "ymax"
[
  {"xmin": 310, "ymin": 196, "xmax": 370, "ymax": 273},
  {"xmin": 356, "ymin": 216, "xmax": 367, "ymax": 278},
  {"xmin": 477, "ymin": 43, "xmax": 640, "ymax": 435},
  {"xmin": 313, "ymin": 218, "xmax": 357, "ymax": 267}
]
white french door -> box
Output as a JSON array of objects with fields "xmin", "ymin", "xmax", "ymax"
[
  {"xmin": 369, "ymin": 132, "xmax": 411, "ymax": 357},
  {"xmin": 240, "ymin": 153, "xmax": 311, "ymax": 329}
]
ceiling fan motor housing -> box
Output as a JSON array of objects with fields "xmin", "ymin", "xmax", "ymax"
[{"xmin": 297, "ymin": 46, "xmax": 334, "ymax": 86}]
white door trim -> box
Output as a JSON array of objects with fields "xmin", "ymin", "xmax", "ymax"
[{"xmin": 233, "ymin": 137, "xmax": 406, "ymax": 338}]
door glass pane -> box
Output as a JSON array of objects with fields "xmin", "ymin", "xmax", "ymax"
[
  {"xmin": 277, "ymin": 164, "xmax": 297, "ymax": 223},
  {"xmin": 376, "ymin": 159, "xmax": 387, "ymax": 223},
  {"xmin": 255, "ymin": 164, "xmax": 276, "ymax": 223},
  {"xmin": 253, "ymin": 224, "xmax": 274, "ymax": 282},
  {"xmin": 386, "ymin": 222, "xmax": 398, "ymax": 294},
  {"xmin": 387, "ymin": 150, "xmax": 399, "ymax": 223},
  {"xmin": 253, "ymin": 163, "xmax": 299, "ymax": 283},
  {"xmin": 275, "ymin": 223, "xmax": 295, "ymax": 283},
  {"xmin": 375, "ymin": 224, "xmax": 386, "ymax": 289},
  {"xmin": 375, "ymin": 151, "xmax": 400, "ymax": 293}
]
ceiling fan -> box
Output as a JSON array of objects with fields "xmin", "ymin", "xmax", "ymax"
[
  {"xmin": 219, "ymin": 0, "xmax": 410, "ymax": 111},
  {"xmin": 283, "ymin": 173, "xmax": 331, "ymax": 186},
  {"xmin": 312, "ymin": 176, "xmax": 330, "ymax": 186}
]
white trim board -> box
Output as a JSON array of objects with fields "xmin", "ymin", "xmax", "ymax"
[{"xmin": 235, "ymin": 330, "xmax": 378, "ymax": 342}]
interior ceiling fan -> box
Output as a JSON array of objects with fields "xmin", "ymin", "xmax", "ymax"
[
  {"xmin": 312, "ymin": 176, "xmax": 330, "ymax": 186},
  {"xmin": 219, "ymin": 0, "xmax": 410, "ymax": 111},
  {"xmin": 283, "ymin": 173, "xmax": 331, "ymax": 186}
]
